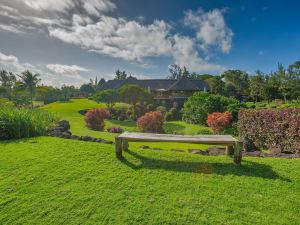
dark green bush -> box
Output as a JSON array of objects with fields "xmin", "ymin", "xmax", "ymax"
[
  {"xmin": 165, "ymin": 107, "xmax": 182, "ymax": 121},
  {"xmin": 182, "ymin": 92, "xmax": 240, "ymax": 125},
  {"xmin": 109, "ymin": 104, "xmax": 130, "ymax": 120},
  {"xmin": 0, "ymin": 107, "xmax": 57, "ymax": 140}
]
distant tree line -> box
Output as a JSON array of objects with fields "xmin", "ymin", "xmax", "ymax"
[{"xmin": 167, "ymin": 62, "xmax": 300, "ymax": 102}]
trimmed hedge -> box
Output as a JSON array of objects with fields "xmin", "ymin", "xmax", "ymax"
[{"xmin": 238, "ymin": 108, "xmax": 300, "ymax": 152}]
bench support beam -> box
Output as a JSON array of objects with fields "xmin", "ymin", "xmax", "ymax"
[
  {"xmin": 115, "ymin": 137, "xmax": 122, "ymax": 158},
  {"xmin": 234, "ymin": 141, "xmax": 243, "ymax": 165}
]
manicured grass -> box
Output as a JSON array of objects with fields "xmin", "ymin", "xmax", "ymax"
[
  {"xmin": 41, "ymin": 99, "xmax": 213, "ymax": 151},
  {"xmin": 0, "ymin": 137, "xmax": 299, "ymax": 224}
]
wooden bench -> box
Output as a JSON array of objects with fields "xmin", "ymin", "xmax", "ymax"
[{"xmin": 115, "ymin": 132, "xmax": 243, "ymax": 164}]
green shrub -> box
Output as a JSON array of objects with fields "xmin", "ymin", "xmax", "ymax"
[
  {"xmin": 0, "ymin": 107, "xmax": 57, "ymax": 140},
  {"xmin": 182, "ymin": 92, "xmax": 240, "ymax": 125},
  {"xmin": 109, "ymin": 104, "xmax": 130, "ymax": 120},
  {"xmin": 156, "ymin": 106, "xmax": 167, "ymax": 114},
  {"xmin": 164, "ymin": 107, "xmax": 182, "ymax": 121}
]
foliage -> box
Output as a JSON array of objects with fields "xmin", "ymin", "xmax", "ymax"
[
  {"xmin": 114, "ymin": 70, "xmax": 127, "ymax": 80},
  {"xmin": 238, "ymin": 108, "xmax": 300, "ymax": 152},
  {"xmin": 137, "ymin": 111, "xmax": 164, "ymax": 133},
  {"xmin": 93, "ymin": 89, "xmax": 119, "ymax": 107},
  {"xmin": 164, "ymin": 107, "xmax": 182, "ymax": 121},
  {"xmin": 206, "ymin": 112, "xmax": 232, "ymax": 134},
  {"xmin": 107, "ymin": 127, "xmax": 123, "ymax": 133},
  {"xmin": 156, "ymin": 106, "xmax": 167, "ymax": 114},
  {"xmin": 0, "ymin": 106, "xmax": 56, "ymax": 139},
  {"xmin": 84, "ymin": 108, "xmax": 110, "ymax": 131},
  {"xmin": 183, "ymin": 92, "xmax": 240, "ymax": 125},
  {"xmin": 17, "ymin": 70, "xmax": 41, "ymax": 108},
  {"xmin": 119, "ymin": 84, "xmax": 152, "ymax": 105},
  {"xmin": 108, "ymin": 104, "xmax": 130, "ymax": 120},
  {"xmin": 126, "ymin": 103, "xmax": 149, "ymax": 121},
  {"xmin": 167, "ymin": 64, "xmax": 191, "ymax": 79},
  {"xmin": 60, "ymin": 85, "xmax": 79, "ymax": 101}
]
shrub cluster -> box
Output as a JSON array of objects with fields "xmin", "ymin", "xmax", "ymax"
[
  {"xmin": 183, "ymin": 92, "xmax": 240, "ymax": 125},
  {"xmin": 164, "ymin": 107, "xmax": 182, "ymax": 121},
  {"xmin": 108, "ymin": 104, "xmax": 130, "ymax": 121},
  {"xmin": 207, "ymin": 112, "xmax": 232, "ymax": 134},
  {"xmin": 84, "ymin": 108, "xmax": 110, "ymax": 131},
  {"xmin": 137, "ymin": 111, "xmax": 164, "ymax": 133},
  {"xmin": 0, "ymin": 106, "xmax": 56, "ymax": 140},
  {"xmin": 238, "ymin": 108, "xmax": 300, "ymax": 152}
]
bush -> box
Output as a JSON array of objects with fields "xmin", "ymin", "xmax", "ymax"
[
  {"xmin": 109, "ymin": 104, "xmax": 130, "ymax": 121},
  {"xmin": 0, "ymin": 107, "xmax": 56, "ymax": 140},
  {"xmin": 156, "ymin": 106, "xmax": 167, "ymax": 114},
  {"xmin": 137, "ymin": 111, "xmax": 164, "ymax": 133},
  {"xmin": 126, "ymin": 103, "xmax": 148, "ymax": 121},
  {"xmin": 183, "ymin": 92, "xmax": 240, "ymax": 125},
  {"xmin": 207, "ymin": 112, "xmax": 232, "ymax": 134},
  {"xmin": 164, "ymin": 107, "xmax": 182, "ymax": 121},
  {"xmin": 84, "ymin": 108, "xmax": 110, "ymax": 131},
  {"xmin": 107, "ymin": 127, "xmax": 123, "ymax": 133},
  {"xmin": 93, "ymin": 89, "xmax": 119, "ymax": 107},
  {"xmin": 238, "ymin": 108, "xmax": 300, "ymax": 152}
]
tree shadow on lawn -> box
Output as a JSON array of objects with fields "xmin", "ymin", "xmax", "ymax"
[
  {"xmin": 164, "ymin": 122, "xmax": 186, "ymax": 133},
  {"xmin": 119, "ymin": 149, "xmax": 290, "ymax": 182}
]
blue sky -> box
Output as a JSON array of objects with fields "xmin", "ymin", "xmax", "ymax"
[{"xmin": 0, "ymin": 0, "xmax": 299, "ymax": 86}]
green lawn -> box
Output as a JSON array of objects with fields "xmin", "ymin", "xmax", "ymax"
[
  {"xmin": 41, "ymin": 99, "xmax": 213, "ymax": 151},
  {"xmin": 0, "ymin": 137, "xmax": 299, "ymax": 224}
]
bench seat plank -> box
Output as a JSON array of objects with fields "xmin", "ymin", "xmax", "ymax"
[{"xmin": 118, "ymin": 132, "xmax": 237, "ymax": 145}]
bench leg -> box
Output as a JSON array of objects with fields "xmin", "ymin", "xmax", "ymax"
[
  {"xmin": 122, "ymin": 140, "xmax": 128, "ymax": 151},
  {"xmin": 234, "ymin": 141, "xmax": 243, "ymax": 165},
  {"xmin": 226, "ymin": 145, "xmax": 234, "ymax": 156},
  {"xmin": 115, "ymin": 137, "xmax": 122, "ymax": 158}
]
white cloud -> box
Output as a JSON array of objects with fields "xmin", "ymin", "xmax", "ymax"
[
  {"xmin": 82, "ymin": 0, "xmax": 116, "ymax": 16},
  {"xmin": 0, "ymin": 51, "xmax": 19, "ymax": 64},
  {"xmin": 184, "ymin": 8, "xmax": 233, "ymax": 53},
  {"xmin": 24, "ymin": 0, "xmax": 74, "ymax": 13},
  {"xmin": 0, "ymin": 24, "xmax": 24, "ymax": 34},
  {"xmin": 46, "ymin": 64, "xmax": 90, "ymax": 76}
]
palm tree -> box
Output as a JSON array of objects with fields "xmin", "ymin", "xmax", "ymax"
[{"xmin": 18, "ymin": 70, "xmax": 41, "ymax": 108}]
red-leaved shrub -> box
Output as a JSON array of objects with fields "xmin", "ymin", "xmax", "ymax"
[
  {"xmin": 206, "ymin": 112, "xmax": 232, "ymax": 133},
  {"xmin": 137, "ymin": 111, "xmax": 164, "ymax": 133},
  {"xmin": 238, "ymin": 108, "xmax": 300, "ymax": 153},
  {"xmin": 84, "ymin": 108, "xmax": 110, "ymax": 131}
]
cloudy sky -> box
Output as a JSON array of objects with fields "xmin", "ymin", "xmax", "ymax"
[{"xmin": 0, "ymin": 0, "xmax": 299, "ymax": 86}]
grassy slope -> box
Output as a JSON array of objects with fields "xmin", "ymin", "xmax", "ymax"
[
  {"xmin": 0, "ymin": 137, "xmax": 299, "ymax": 224},
  {"xmin": 41, "ymin": 99, "xmax": 213, "ymax": 151}
]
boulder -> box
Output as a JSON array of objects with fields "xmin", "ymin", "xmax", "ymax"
[
  {"xmin": 243, "ymin": 151, "xmax": 262, "ymax": 157},
  {"xmin": 60, "ymin": 132, "xmax": 71, "ymax": 139},
  {"xmin": 207, "ymin": 147, "xmax": 226, "ymax": 156},
  {"xmin": 188, "ymin": 149, "xmax": 208, "ymax": 155},
  {"xmin": 270, "ymin": 148, "xmax": 282, "ymax": 156},
  {"xmin": 140, "ymin": 145, "xmax": 150, "ymax": 149},
  {"xmin": 243, "ymin": 137, "xmax": 258, "ymax": 152},
  {"xmin": 81, "ymin": 136, "xmax": 94, "ymax": 141},
  {"xmin": 57, "ymin": 120, "xmax": 70, "ymax": 131},
  {"xmin": 94, "ymin": 138, "xmax": 104, "ymax": 143}
]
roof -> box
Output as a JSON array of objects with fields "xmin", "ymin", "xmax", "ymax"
[{"xmin": 100, "ymin": 77, "xmax": 210, "ymax": 92}]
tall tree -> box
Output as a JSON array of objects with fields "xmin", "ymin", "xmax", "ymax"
[
  {"xmin": 17, "ymin": 70, "xmax": 41, "ymax": 108},
  {"xmin": 249, "ymin": 71, "xmax": 266, "ymax": 102},
  {"xmin": 168, "ymin": 64, "xmax": 183, "ymax": 79},
  {"xmin": 0, "ymin": 70, "xmax": 16, "ymax": 98},
  {"xmin": 222, "ymin": 70, "xmax": 249, "ymax": 99},
  {"xmin": 114, "ymin": 70, "xmax": 127, "ymax": 80}
]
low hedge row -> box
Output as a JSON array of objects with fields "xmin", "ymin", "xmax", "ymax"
[{"xmin": 238, "ymin": 108, "xmax": 300, "ymax": 152}]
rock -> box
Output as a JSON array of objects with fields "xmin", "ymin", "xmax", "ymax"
[
  {"xmin": 48, "ymin": 129, "xmax": 62, "ymax": 137},
  {"xmin": 270, "ymin": 148, "xmax": 282, "ymax": 156},
  {"xmin": 243, "ymin": 151, "xmax": 262, "ymax": 157},
  {"xmin": 100, "ymin": 140, "xmax": 113, "ymax": 144},
  {"xmin": 60, "ymin": 132, "xmax": 71, "ymax": 139},
  {"xmin": 243, "ymin": 137, "xmax": 258, "ymax": 152},
  {"xmin": 81, "ymin": 136, "xmax": 93, "ymax": 141},
  {"xmin": 188, "ymin": 149, "xmax": 208, "ymax": 155},
  {"xmin": 279, "ymin": 153, "xmax": 297, "ymax": 159},
  {"xmin": 140, "ymin": 145, "xmax": 150, "ymax": 149},
  {"xmin": 207, "ymin": 147, "xmax": 226, "ymax": 156},
  {"xmin": 58, "ymin": 120, "xmax": 70, "ymax": 131},
  {"xmin": 171, "ymin": 149, "xmax": 184, "ymax": 152},
  {"xmin": 94, "ymin": 138, "xmax": 103, "ymax": 143}
]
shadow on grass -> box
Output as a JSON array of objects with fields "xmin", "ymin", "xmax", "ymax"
[{"xmin": 119, "ymin": 149, "xmax": 290, "ymax": 182}]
